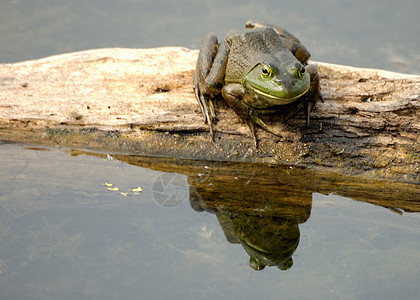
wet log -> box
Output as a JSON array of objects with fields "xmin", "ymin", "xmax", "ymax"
[{"xmin": 0, "ymin": 47, "xmax": 419, "ymax": 182}]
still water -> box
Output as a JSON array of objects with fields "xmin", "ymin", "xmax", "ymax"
[
  {"xmin": 1, "ymin": 1, "xmax": 420, "ymax": 298},
  {"xmin": 0, "ymin": 0, "xmax": 419, "ymax": 74},
  {"xmin": 0, "ymin": 142, "xmax": 419, "ymax": 299}
]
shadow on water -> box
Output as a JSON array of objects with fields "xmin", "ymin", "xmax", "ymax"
[{"xmin": 70, "ymin": 149, "xmax": 419, "ymax": 271}]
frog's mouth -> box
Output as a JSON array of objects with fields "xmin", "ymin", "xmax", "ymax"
[{"xmin": 245, "ymin": 81, "xmax": 309, "ymax": 105}]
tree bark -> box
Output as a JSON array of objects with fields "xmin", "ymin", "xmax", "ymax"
[{"xmin": 0, "ymin": 47, "xmax": 419, "ymax": 182}]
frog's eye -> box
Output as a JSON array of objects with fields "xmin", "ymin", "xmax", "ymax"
[
  {"xmin": 291, "ymin": 62, "xmax": 306, "ymax": 78},
  {"xmin": 298, "ymin": 66, "xmax": 306, "ymax": 77},
  {"xmin": 261, "ymin": 64, "xmax": 272, "ymax": 78}
]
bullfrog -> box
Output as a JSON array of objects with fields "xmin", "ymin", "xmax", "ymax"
[{"xmin": 194, "ymin": 21, "xmax": 323, "ymax": 146}]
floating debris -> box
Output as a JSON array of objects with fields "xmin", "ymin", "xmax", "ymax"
[
  {"xmin": 131, "ymin": 186, "xmax": 143, "ymax": 195},
  {"xmin": 104, "ymin": 183, "xmax": 142, "ymax": 196}
]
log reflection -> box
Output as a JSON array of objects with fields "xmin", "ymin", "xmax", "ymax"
[{"xmin": 69, "ymin": 149, "xmax": 420, "ymax": 270}]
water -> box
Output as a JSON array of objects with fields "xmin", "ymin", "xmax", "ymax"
[
  {"xmin": 0, "ymin": 0, "xmax": 419, "ymax": 74},
  {"xmin": 1, "ymin": 1, "xmax": 420, "ymax": 298},
  {"xmin": 0, "ymin": 142, "xmax": 419, "ymax": 299}
]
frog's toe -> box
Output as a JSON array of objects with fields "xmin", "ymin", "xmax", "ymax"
[
  {"xmin": 208, "ymin": 122, "xmax": 215, "ymax": 142},
  {"xmin": 208, "ymin": 99, "xmax": 217, "ymax": 124},
  {"xmin": 253, "ymin": 117, "xmax": 283, "ymax": 141},
  {"xmin": 196, "ymin": 94, "xmax": 217, "ymax": 141},
  {"xmin": 305, "ymin": 102, "xmax": 313, "ymax": 127},
  {"xmin": 319, "ymin": 92, "xmax": 324, "ymax": 103},
  {"xmin": 245, "ymin": 120, "xmax": 259, "ymax": 148},
  {"xmin": 262, "ymin": 125, "xmax": 283, "ymax": 139},
  {"xmin": 195, "ymin": 90, "xmax": 215, "ymax": 125}
]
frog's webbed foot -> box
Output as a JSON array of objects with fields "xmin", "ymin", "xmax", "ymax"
[
  {"xmin": 222, "ymin": 84, "xmax": 283, "ymax": 148},
  {"xmin": 194, "ymin": 33, "xmax": 230, "ymax": 141},
  {"xmin": 250, "ymin": 113, "xmax": 283, "ymax": 148}
]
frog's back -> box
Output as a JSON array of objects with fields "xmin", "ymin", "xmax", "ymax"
[{"xmin": 224, "ymin": 27, "xmax": 294, "ymax": 84}]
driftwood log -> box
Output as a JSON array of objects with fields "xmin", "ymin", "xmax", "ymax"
[{"xmin": 0, "ymin": 47, "xmax": 419, "ymax": 182}]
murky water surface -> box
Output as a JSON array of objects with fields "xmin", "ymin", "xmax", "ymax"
[
  {"xmin": 0, "ymin": 0, "xmax": 419, "ymax": 74},
  {"xmin": 0, "ymin": 142, "xmax": 419, "ymax": 299}
]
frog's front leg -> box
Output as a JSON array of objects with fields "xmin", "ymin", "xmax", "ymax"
[
  {"xmin": 284, "ymin": 64, "xmax": 323, "ymax": 125},
  {"xmin": 222, "ymin": 84, "xmax": 282, "ymax": 147},
  {"xmin": 303, "ymin": 64, "xmax": 323, "ymax": 125},
  {"xmin": 194, "ymin": 33, "xmax": 229, "ymax": 140}
]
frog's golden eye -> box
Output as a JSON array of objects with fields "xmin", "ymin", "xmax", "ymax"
[
  {"xmin": 261, "ymin": 64, "xmax": 272, "ymax": 78},
  {"xmin": 291, "ymin": 62, "xmax": 306, "ymax": 78},
  {"xmin": 298, "ymin": 66, "xmax": 306, "ymax": 77}
]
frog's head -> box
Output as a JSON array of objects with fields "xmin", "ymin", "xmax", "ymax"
[{"xmin": 243, "ymin": 60, "xmax": 310, "ymax": 105}]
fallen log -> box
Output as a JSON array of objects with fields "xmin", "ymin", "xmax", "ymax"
[{"xmin": 0, "ymin": 47, "xmax": 419, "ymax": 182}]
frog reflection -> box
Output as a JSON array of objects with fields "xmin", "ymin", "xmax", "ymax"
[
  {"xmin": 217, "ymin": 210, "xmax": 299, "ymax": 270},
  {"xmin": 188, "ymin": 171, "xmax": 311, "ymax": 271}
]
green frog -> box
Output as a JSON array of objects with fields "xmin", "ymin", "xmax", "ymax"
[{"xmin": 194, "ymin": 21, "xmax": 323, "ymax": 146}]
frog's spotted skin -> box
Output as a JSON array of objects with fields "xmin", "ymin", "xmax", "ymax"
[{"xmin": 194, "ymin": 21, "xmax": 322, "ymax": 147}]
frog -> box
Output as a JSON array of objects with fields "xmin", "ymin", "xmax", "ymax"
[{"xmin": 193, "ymin": 21, "xmax": 323, "ymax": 147}]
